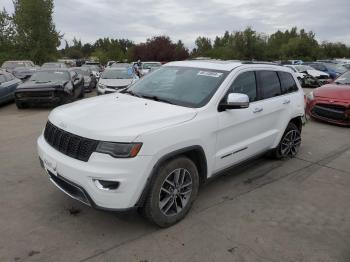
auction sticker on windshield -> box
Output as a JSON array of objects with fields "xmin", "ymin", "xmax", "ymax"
[{"xmin": 197, "ymin": 71, "xmax": 223, "ymax": 77}]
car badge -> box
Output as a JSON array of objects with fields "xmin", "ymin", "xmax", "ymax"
[{"xmin": 329, "ymin": 100, "xmax": 334, "ymax": 103}]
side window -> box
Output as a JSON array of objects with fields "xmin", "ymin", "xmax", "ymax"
[
  {"xmin": 228, "ymin": 71, "xmax": 257, "ymax": 102},
  {"xmin": 278, "ymin": 71, "xmax": 298, "ymax": 94},
  {"xmin": 257, "ymin": 71, "xmax": 281, "ymax": 99}
]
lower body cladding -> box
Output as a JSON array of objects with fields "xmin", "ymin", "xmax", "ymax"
[
  {"xmin": 37, "ymin": 135, "xmax": 154, "ymax": 210},
  {"xmin": 307, "ymin": 100, "xmax": 350, "ymax": 126},
  {"xmin": 15, "ymin": 88, "xmax": 71, "ymax": 106}
]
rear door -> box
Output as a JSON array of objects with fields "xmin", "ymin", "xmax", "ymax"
[
  {"xmin": 215, "ymin": 70, "xmax": 275, "ymax": 172},
  {"xmin": 255, "ymin": 70, "xmax": 292, "ymax": 148}
]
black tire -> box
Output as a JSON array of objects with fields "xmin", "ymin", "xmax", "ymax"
[
  {"xmin": 15, "ymin": 100, "xmax": 28, "ymax": 109},
  {"xmin": 142, "ymin": 156, "xmax": 199, "ymax": 227},
  {"xmin": 271, "ymin": 122, "xmax": 301, "ymax": 159},
  {"xmin": 78, "ymin": 87, "xmax": 85, "ymax": 98}
]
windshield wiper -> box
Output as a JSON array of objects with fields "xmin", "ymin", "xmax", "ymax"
[{"xmin": 140, "ymin": 95, "xmax": 174, "ymax": 105}]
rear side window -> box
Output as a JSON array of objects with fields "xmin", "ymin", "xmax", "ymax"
[
  {"xmin": 278, "ymin": 71, "xmax": 298, "ymax": 94},
  {"xmin": 229, "ymin": 71, "xmax": 257, "ymax": 102},
  {"xmin": 257, "ymin": 71, "xmax": 281, "ymax": 99}
]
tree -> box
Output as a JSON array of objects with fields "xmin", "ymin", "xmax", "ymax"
[
  {"xmin": 0, "ymin": 9, "xmax": 16, "ymax": 64},
  {"xmin": 193, "ymin": 37, "xmax": 212, "ymax": 57},
  {"xmin": 132, "ymin": 36, "xmax": 189, "ymax": 62},
  {"xmin": 13, "ymin": 0, "xmax": 61, "ymax": 64}
]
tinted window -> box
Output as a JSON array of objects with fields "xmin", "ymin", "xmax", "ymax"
[
  {"xmin": 257, "ymin": 71, "xmax": 281, "ymax": 99},
  {"xmin": 29, "ymin": 71, "xmax": 70, "ymax": 82},
  {"xmin": 278, "ymin": 71, "xmax": 298, "ymax": 94},
  {"xmin": 229, "ymin": 71, "xmax": 257, "ymax": 102}
]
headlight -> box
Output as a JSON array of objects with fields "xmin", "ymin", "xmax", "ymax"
[
  {"xmin": 96, "ymin": 142, "xmax": 142, "ymax": 158},
  {"xmin": 307, "ymin": 91, "xmax": 314, "ymax": 101}
]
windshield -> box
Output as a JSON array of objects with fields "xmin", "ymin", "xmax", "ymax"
[
  {"xmin": 325, "ymin": 63, "xmax": 347, "ymax": 73},
  {"xmin": 2, "ymin": 61, "xmax": 33, "ymax": 69},
  {"xmin": 143, "ymin": 63, "xmax": 161, "ymax": 69},
  {"xmin": 82, "ymin": 65, "xmax": 99, "ymax": 71},
  {"xmin": 42, "ymin": 63, "xmax": 66, "ymax": 68},
  {"xmin": 295, "ymin": 65, "xmax": 314, "ymax": 72},
  {"xmin": 101, "ymin": 69, "xmax": 132, "ymax": 79},
  {"xmin": 335, "ymin": 71, "xmax": 350, "ymax": 85},
  {"xmin": 73, "ymin": 68, "xmax": 90, "ymax": 76},
  {"xmin": 111, "ymin": 63, "xmax": 130, "ymax": 68},
  {"xmin": 127, "ymin": 66, "xmax": 228, "ymax": 108},
  {"xmin": 29, "ymin": 71, "xmax": 70, "ymax": 82}
]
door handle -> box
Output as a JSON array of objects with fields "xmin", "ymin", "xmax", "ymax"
[
  {"xmin": 253, "ymin": 107, "xmax": 263, "ymax": 113},
  {"xmin": 283, "ymin": 99, "xmax": 291, "ymax": 105}
]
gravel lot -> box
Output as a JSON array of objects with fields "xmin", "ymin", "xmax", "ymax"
[{"xmin": 1, "ymin": 89, "xmax": 350, "ymax": 262}]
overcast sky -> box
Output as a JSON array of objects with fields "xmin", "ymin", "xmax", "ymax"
[{"xmin": 2, "ymin": 0, "xmax": 350, "ymax": 48}]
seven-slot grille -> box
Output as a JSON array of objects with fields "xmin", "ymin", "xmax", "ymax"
[{"xmin": 44, "ymin": 121, "xmax": 99, "ymax": 162}]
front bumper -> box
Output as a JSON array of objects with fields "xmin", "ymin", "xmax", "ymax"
[
  {"xmin": 306, "ymin": 98, "xmax": 350, "ymax": 126},
  {"xmin": 37, "ymin": 135, "xmax": 154, "ymax": 210},
  {"xmin": 15, "ymin": 88, "xmax": 70, "ymax": 104}
]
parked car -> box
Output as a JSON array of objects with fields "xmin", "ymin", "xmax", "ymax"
[
  {"xmin": 0, "ymin": 70, "xmax": 22, "ymax": 105},
  {"xmin": 1, "ymin": 60, "xmax": 37, "ymax": 80},
  {"xmin": 71, "ymin": 67, "xmax": 97, "ymax": 92},
  {"xmin": 306, "ymin": 71, "xmax": 350, "ymax": 126},
  {"xmin": 106, "ymin": 61, "xmax": 117, "ymax": 67},
  {"xmin": 97, "ymin": 67, "xmax": 137, "ymax": 95},
  {"xmin": 84, "ymin": 61, "xmax": 102, "ymax": 71},
  {"xmin": 141, "ymin": 62, "xmax": 162, "ymax": 75},
  {"xmin": 285, "ymin": 64, "xmax": 331, "ymax": 87},
  {"xmin": 304, "ymin": 62, "xmax": 347, "ymax": 79},
  {"xmin": 14, "ymin": 69, "xmax": 84, "ymax": 109},
  {"xmin": 42, "ymin": 62, "xmax": 68, "ymax": 69},
  {"xmin": 111, "ymin": 63, "xmax": 130, "ymax": 68},
  {"xmin": 37, "ymin": 60, "xmax": 305, "ymax": 227},
  {"xmin": 81, "ymin": 64, "xmax": 101, "ymax": 79}
]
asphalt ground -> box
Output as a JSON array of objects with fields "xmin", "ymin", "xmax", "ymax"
[{"xmin": 0, "ymin": 88, "xmax": 349, "ymax": 262}]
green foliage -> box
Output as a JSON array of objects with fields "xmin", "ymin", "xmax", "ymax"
[
  {"xmin": 1, "ymin": 0, "xmax": 349, "ymax": 66},
  {"xmin": 193, "ymin": 27, "xmax": 350, "ymax": 61},
  {"xmin": 12, "ymin": 0, "xmax": 61, "ymax": 64}
]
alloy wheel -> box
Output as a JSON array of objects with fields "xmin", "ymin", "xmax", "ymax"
[
  {"xmin": 159, "ymin": 168, "xmax": 193, "ymax": 216},
  {"xmin": 280, "ymin": 129, "xmax": 301, "ymax": 157}
]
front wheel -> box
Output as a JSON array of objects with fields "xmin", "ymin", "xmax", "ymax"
[
  {"xmin": 142, "ymin": 157, "xmax": 199, "ymax": 227},
  {"xmin": 271, "ymin": 122, "xmax": 301, "ymax": 159}
]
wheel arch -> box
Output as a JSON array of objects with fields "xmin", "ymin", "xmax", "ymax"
[{"xmin": 136, "ymin": 145, "xmax": 208, "ymax": 207}]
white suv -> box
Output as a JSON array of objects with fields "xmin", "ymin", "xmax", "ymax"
[{"xmin": 37, "ymin": 60, "xmax": 305, "ymax": 227}]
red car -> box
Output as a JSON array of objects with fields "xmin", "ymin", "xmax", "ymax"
[{"xmin": 306, "ymin": 71, "xmax": 350, "ymax": 126}]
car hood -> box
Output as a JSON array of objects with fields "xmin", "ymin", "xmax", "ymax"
[
  {"xmin": 314, "ymin": 84, "xmax": 350, "ymax": 100},
  {"xmin": 49, "ymin": 94, "xmax": 197, "ymax": 142},
  {"xmin": 17, "ymin": 80, "xmax": 66, "ymax": 90},
  {"xmin": 13, "ymin": 67, "xmax": 37, "ymax": 73},
  {"xmin": 306, "ymin": 69, "xmax": 329, "ymax": 78},
  {"xmin": 99, "ymin": 78, "xmax": 133, "ymax": 87}
]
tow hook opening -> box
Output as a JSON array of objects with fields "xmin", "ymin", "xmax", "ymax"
[{"xmin": 93, "ymin": 179, "xmax": 120, "ymax": 191}]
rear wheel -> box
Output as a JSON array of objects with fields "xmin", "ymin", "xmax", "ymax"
[
  {"xmin": 271, "ymin": 122, "xmax": 301, "ymax": 159},
  {"xmin": 142, "ymin": 157, "xmax": 199, "ymax": 227}
]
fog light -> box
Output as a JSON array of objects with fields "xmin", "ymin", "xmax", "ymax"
[{"xmin": 93, "ymin": 179, "xmax": 120, "ymax": 191}]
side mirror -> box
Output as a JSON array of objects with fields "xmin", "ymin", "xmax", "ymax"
[{"xmin": 219, "ymin": 93, "xmax": 249, "ymax": 111}]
